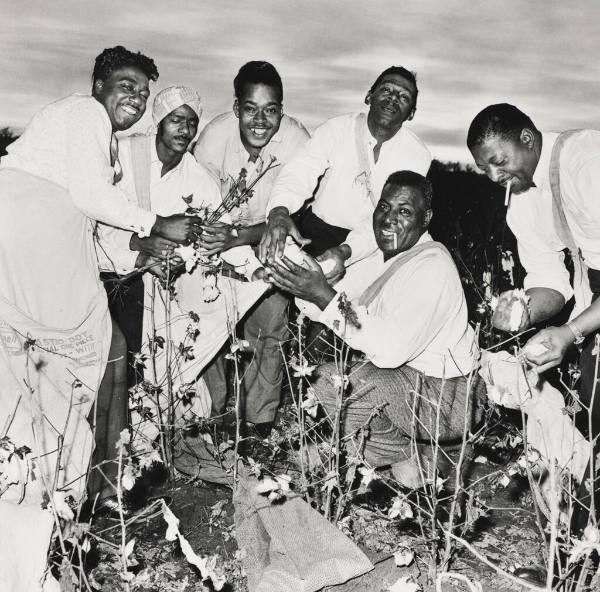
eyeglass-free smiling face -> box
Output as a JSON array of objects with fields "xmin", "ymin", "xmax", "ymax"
[
  {"xmin": 234, "ymin": 82, "xmax": 282, "ymax": 155},
  {"xmin": 94, "ymin": 66, "xmax": 150, "ymax": 132},
  {"xmin": 366, "ymin": 73, "xmax": 417, "ymax": 131},
  {"xmin": 373, "ymin": 183, "xmax": 432, "ymax": 261}
]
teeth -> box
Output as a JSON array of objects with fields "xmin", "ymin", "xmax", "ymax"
[
  {"xmin": 381, "ymin": 230, "xmax": 396, "ymax": 236},
  {"xmin": 251, "ymin": 128, "xmax": 267, "ymax": 137},
  {"xmin": 122, "ymin": 105, "xmax": 137, "ymax": 115}
]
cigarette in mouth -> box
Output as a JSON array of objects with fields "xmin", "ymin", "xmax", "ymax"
[
  {"xmin": 393, "ymin": 233, "xmax": 398, "ymax": 250},
  {"xmin": 504, "ymin": 180, "xmax": 511, "ymax": 207}
]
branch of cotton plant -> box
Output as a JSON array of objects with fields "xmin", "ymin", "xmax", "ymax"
[
  {"xmin": 442, "ymin": 356, "xmax": 481, "ymax": 569},
  {"xmin": 161, "ymin": 500, "xmax": 227, "ymax": 590},
  {"xmin": 207, "ymin": 155, "xmax": 279, "ymax": 226},
  {"xmin": 115, "ymin": 430, "xmax": 133, "ymax": 587},
  {"xmin": 443, "ymin": 530, "xmax": 545, "ymax": 591}
]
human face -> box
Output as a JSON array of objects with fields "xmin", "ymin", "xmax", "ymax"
[
  {"xmin": 93, "ymin": 66, "xmax": 150, "ymax": 132},
  {"xmin": 373, "ymin": 184, "xmax": 432, "ymax": 260},
  {"xmin": 470, "ymin": 132, "xmax": 539, "ymax": 194},
  {"xmin": 234, "ymin": 83, "xmax": 282, "ymax": 155},
  {"xmin": 366, "ymin": 74, "xmax": 417, "ymax": 131},
  {"xmin": 156, "ymin": 104, "xmax": 199, "ymax": 156}
]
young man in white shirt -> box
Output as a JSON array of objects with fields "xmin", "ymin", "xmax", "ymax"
[
  {"xmin": 95, "ymin": 86, "xmax": 263, "ymax": 496},
  {"xmin": 194, "ymin": 62, "xmax": 309, "ymax": 436},
  {"xmin": 266, "ymin": 171, "xmax": 482, "ymax": 485},
  {"xmin": 467, "ymin": 103, "xmax": 600, "ymax": 535},
  {"xmin": 260, "ymin": 66, "xmax": 432, "ymax": 282}
]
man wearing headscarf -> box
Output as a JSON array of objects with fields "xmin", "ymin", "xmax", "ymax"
[
  {"xmin": 98, "ymin": 86, "xmax": 218, "ymax": 383},
  {"xmin": 95, "ymin": 86, "xmax": 263, "ymax": 501}
]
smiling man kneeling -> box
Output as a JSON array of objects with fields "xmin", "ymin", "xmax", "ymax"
[{"xmin": 266, "ymin": 170, "xmax": 484, "ymax": 487}]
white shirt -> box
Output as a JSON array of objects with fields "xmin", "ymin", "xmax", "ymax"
[
  {"xmin": 97, "ymin": 133, "xmax": 261, "ymax": 278},
  {"xmin": 297, "ymin": 234, "xmax": 477, "ymax": 378},
  {"xmin": 507, "ymin": 130, "xmax": 600, "ymax": 302},
  {"xmin": 194, "ymin": 111, "xmax": 309, "ymax": 225},
  {"xmin": 267, "ymin": 112, "xmax": 431, "ymax": 261},
  {"xmin": 1, "ymin": 94, "xmax": 156, "ymax": 236}
]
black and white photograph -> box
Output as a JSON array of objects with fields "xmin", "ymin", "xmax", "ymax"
[{"xmin": 1, "ymin": 1, "xmax": 600, "ymax": 590}]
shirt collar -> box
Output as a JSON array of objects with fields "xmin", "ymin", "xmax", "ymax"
[
  {"xmin": 379, "ymin": 231, "xmax": 432, "ymax": 263},
  {"xmin": 150, "ymin": 134, "xmax": 161, "ymax": 164},
  {"xmin": 362, "ymin": 110, "xmax": 405, "ymax": 148},
  {"xmin": 532, "ymin": 131, "xmax": 558, "ymax": 189},
  {"xmin": 150, "ymin": 133, "xmax": 189, "ymax": 175}
]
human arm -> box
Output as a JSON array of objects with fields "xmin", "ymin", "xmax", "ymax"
[
  {"xmin": 492, "ymin": 287, "xmax": 566, "ymax": 332},
  {"xmin": 265, "ymin": 255, "xmax": 337, "ymax": 310},
  {"xmin": 64, "ymin": 99, "xmax": 156, "ymax": 236},
  {"xmin": 524, "ymin": 291, "xmax": 600, "ymax": 373},
  {"xmin": 503, "ymin": 201, "xmax": 572, "ymax": 329},
  {"xmin": 317, "ymin": 259, "xmax": 458, "ymax": 368},
  {"xmin": 130, "ymin": 233, "xmax": 180, "ymax": 259},
  {"xmin": 196, "ymin": 222, "xmax": 266, "ymax": 256},
  {"xmin": 134, "ymin": 252, "xmax": 183, "ymax": 283},
  {"xmin": 261, "ymin": 120, "xmax": 339, "ymax": 263},
  {"xmin": 259, "ymin": 206, "xmax": 310, "ymax": 264},
  {"xmin": 316, "ymin": 244, "xmax": 352, "ymax": 283},
  {"xmin": 95, "ymin": 225, "xmax": 139, "ymax": 275},
  {"xmin": 343, "ymin": 218, "xmax": 380, "ymax": 265}
]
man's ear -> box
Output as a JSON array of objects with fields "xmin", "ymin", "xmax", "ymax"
[
  {"xmin": 233, "ymin": 99, "xmax": 239, "ymax": 118},
  {"xmin": 93, "ymin": 79, "xmax": 103, "ymax": 97},
  {"xmin": 520, "ymin": 128, "xmax": 535, "ymax": 149},
  {"xmin": 364, "ymin": 92, "xmax": 372, "ymax": 105},
  {"xmin": 407, "ymin": 108, "xmax": 416, "ymax": 121},
  {"xmin": 423, "ymin": 208, "xmax": 433, "ymax": 229}
]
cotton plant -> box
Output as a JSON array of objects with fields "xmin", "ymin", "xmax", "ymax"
[
  {"xmin": 388, "ymin": 495, "xmax": 414, "ymax": 520},
  {"xmin": 290, "ymin": 357, "xmax": 317, "ymax": 378},
  {"xmin": 393, "ymin": 547, "xmax": 415, "ymax": 567},
  {"xmin": 501, "ymin": 250, "xmax": 515, "ymax": 286},
  {"xmin": 255, "ymin": 474, "xmax": 292, "ymax": 502},
  {"xmin": 569, "ymin": 524, "xmax": 600, "ymax": 564},
  {"xmin": 301, "ymin": 387, "xmax": 320, "ymax": 418},
  {"xmin": 0, "ymin": 436, "xmax": 33, "ymax": 497},
  {"xmin": 358, "ymin": 466, "xmax": 380, "ymax": 489}
]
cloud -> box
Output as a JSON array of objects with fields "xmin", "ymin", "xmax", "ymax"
[{"xmin": 2, "ymin": 0, "xmax": 600, "ymax": 162}]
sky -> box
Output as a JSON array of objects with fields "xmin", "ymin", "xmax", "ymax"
[{"xmin": 2, "ymin": 0, "xmax": 600, "ymax": 163}]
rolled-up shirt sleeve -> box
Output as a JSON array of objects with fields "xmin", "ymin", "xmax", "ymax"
[
  {"xmin": 95, "ymin": 224, "xmax": 139, "ymax": 275},
  {"xmin": 267, "ymin": 119, "xmax": 336, "ymax": 216},
  {"xmin": 64, "ymin": 100, "xmax": 156, "ymax": 236},
  {"xmin": 507, "ymin": 208, "xmax": 573, "ymax": 301},
  {"xmin": 343, "ymin": 218, "xmax": 379, "ymax": 264}
]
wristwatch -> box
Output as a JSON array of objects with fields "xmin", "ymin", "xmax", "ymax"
[{"xmin": 566, "ymin": 320, "xmax": 585, "ymax": 345}]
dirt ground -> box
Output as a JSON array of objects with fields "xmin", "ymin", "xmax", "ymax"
[{"xmin": 83, "ymin": 412, "xmax": 547, "ymax": 592}]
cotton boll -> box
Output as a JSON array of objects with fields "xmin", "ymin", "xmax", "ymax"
[
  {"xmin": 523, "ymin": 343, "xmax": 550, "ymax": 357},
  {"xmin": 318, "ymin": 259, "xmax": 336, "ymax": 275},
  {"xmin": 280, "ymin": 237, "xmax": 307, "ymax": 267},
  {"xmin": 508, "ymin": 298, "xmax": 526, "ymax": 331}
]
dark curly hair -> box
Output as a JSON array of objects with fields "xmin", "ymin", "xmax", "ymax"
[
  {"xmin": 369, "ymin": 66, "xmax": 418, "ymax": 110},
  {"xmin": 91, "ymin": 46, "xmax": 159, "ymax": 87},
  {"xmin": 384, "ymin": 170, "xmax": 433, "ymax": 208},
  {"xmin": 233, "ymin": 61, "xmax": 283, "ymax": 103}
]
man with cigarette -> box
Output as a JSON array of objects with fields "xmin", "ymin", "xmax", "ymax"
[
  {"xmin": 467, "ymin": 103, "xmax": 600, "ymax": 534},
  {"xmin": 266, "ymin": 171, "xmax": 482, "ymax": 484},
  {"xmin": 260, "ymin": 66, "xmax": 431, "ymax": 282}
]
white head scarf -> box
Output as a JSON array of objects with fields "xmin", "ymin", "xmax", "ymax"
[{"xmin": 152, "ymin": 86, "xmax": 203, "ymax": 126}]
